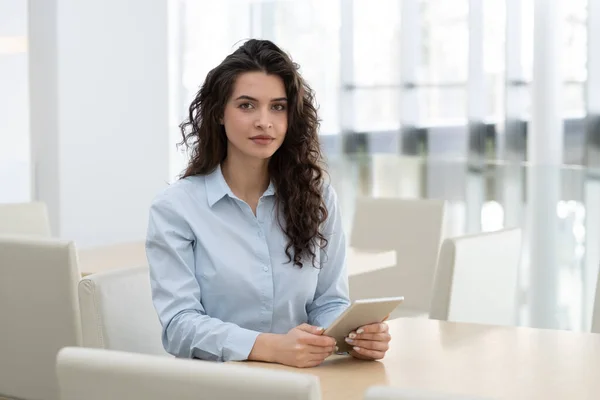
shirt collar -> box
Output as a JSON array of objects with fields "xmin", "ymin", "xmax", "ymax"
[{"xmin": 205, "ymin": 164, "xmax": 276, "ymax": 208}]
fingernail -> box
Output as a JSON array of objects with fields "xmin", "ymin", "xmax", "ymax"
[
  {"xmin": 345, "ymin": 338, "xmax": 353, "ymax": 343},
  {"xmin": 353, "ymin": 346, "xmax": 360, "ymax": 352},
  {"xmin": 349, "ymin": 333, "xmax": 357, "ymax": 339},
  {"xmin": 357, "ymin": 328, "xmax": 364, "ymax": 334},
  {"xmin": 335, "ymin": 346, "xmax": 339, "ymax": 352},
  {"xmin": 317, "ymin": 327, "xmax": 324, "ymax": 332}
]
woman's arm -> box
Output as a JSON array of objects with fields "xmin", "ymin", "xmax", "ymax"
[
  {"xmin": 146, "ymin": 193, "xmax": 263, "ymax": 362},
  {"xmin": 306, "ymin": 185, "xmax": 351, "ymax": 328}
]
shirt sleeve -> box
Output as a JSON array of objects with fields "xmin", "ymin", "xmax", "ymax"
[
  {"xmin": 306, "ymin": 184, "xmax": 351, "ymax": 328},
  {"xmin": 146, "ymin": 193, "xmax": 260, "ymax": 362}
]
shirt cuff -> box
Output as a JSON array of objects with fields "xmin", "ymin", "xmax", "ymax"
[{"xmin": 222, "ymin": 327, "xmax": 262, "ymax": 362}]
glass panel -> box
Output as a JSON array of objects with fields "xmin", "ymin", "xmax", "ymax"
[
  {"xmin": 563, "ymin": 83, "xmax": 586, "ymax": 117},
  {"xmin": 326, "ymin": 154, "xmax": 600, "ymax": 332},
  {"xmin": 563, "ymin": 0, "xmax": 588, "ymax": 83},
  {"xmin": 483, "ymin": 0, "xmax": 506, "ymax": 120},
  {"xmin": 180, "ymin": 0, "xmax": 252, "ymax": 105},
  {"xmin": 353, "ymin": 0, "xmax": 402, "ymax": 86},
  {"xmin": 271, "ymin": 0, "xmax": 341, "ymax": 135},
  {"xmin": 417, "ymin": 87, "xmax": 467, "ymax": 124},
  {"xmin": 419, "ymin": 0, "xmax": 469, "ymax": 83},
  {"xmin": 353, "ymin": 88, "xmax": 401, "ymax": 132}
]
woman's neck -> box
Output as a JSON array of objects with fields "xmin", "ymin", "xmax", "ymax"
[{"xmin": 221, "ymin": 154, "xmax": 270, "ymax": 203}]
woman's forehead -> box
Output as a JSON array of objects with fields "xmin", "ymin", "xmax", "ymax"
[{"xmin": 231, "ymin": 72, "xmax": 286, "ymax": 100}]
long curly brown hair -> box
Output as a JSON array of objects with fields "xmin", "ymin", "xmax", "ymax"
[{"xmin": 179, "ymin": 39, "xmax": 328, "ymax": 268}]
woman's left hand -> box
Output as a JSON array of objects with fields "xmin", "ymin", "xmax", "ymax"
[{"xmin": 345, "ymin": 321, "xmax": 391, "ymax": 361}]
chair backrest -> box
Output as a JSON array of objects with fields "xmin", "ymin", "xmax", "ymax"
[
  {"xmin": 0, "ymin": 236, "xmax": 82, "ymax": 400},
  {"xmin": 349, "ymin": 197, "xmax": 446, "ymax": 311},
  {"xmin": 429, "ymin": 228, "xmax": 522, "ymax": 326},
  {"xmin": 78, "ymin": 266, "xmax": 167, "ymax": 356},
  {"xmin": 56, "ymin": 347, "xmax": 322, "ymax": 400},
  {"xmin": 0, "ymin": 201, "xmax": 52, "ymax": 236},
  {"xmin": 364, "ymin": 386, "xmax": 490, "ymax": 400}
]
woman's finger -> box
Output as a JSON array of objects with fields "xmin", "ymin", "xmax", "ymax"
[
  {"xmin": 350, "ymin": 346, "xmax": 385, "ymax": 360},
  {"xmin": 307, "ymin": 344, "xmax": 337, "ymax": 354},
  {"xmin": 355, "ymin": 322, "xmax": 389, "ymax": 335},
  {"xmin": 344, "ymin": 338, "xmax": 389, "ymax": 352},
  {"xmin": 351, "ymin": 332, "xmax": 391, "ymax": 342}
]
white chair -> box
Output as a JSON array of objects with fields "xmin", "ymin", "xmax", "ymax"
[
  {"xmin": 349, "ymin": 198, "xmax": 446, "ymax": 318},
  {"xmin": 0, "ymin": 236, "xmax": 82, "ymax": 400},
  {"xmin": 364, "ymin": 386, "xmax": 490, "ymax": 399},
  {"xmin": 0, "ymin": 201, "xmax": 51, "ymax": 236},
  {"xmin": 429, "ymin": 228, "xmax": 522, "ymax": 326},
  {"xmin": 78, "ymin": 266, "xmax": 167, "ymax": 356},
  {"xmin": 56, "ymin": 347, "xmax": 322, "ymax": 400}
]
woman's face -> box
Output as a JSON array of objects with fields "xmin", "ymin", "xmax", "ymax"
[{"xmin": 221, "ymin": 71, "xmax": 288, "ymax": 163}]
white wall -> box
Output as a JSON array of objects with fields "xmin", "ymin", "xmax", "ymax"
[
  {"xmin": 0, "ymin": 0, "xmax": 30, "ymax": 203},
  {"xmin": 29, "ymin": 0, "xmax": 170, "ymax": 247}
]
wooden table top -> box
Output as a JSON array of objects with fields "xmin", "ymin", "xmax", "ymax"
[
  {"xmin": 77, "ymin": 241, "xmax": 396, "ymax": 277},
  {"xmin": 238, "ymin": 318, "xmax": 600, "ymax": 400}
]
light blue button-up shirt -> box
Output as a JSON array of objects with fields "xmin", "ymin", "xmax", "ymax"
[{"xmin": 145, "ymin": 165, "xmax": 350, "ymax": 362}]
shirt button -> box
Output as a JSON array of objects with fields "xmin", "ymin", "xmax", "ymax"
[{"xmin": 263, "ymin": 266, "xmax": 269, "ymax": 272}]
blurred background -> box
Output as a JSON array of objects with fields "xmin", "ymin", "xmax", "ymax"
[{"xmin": 1, "ymin": 0, "xmax": 600, "ymax": 331}]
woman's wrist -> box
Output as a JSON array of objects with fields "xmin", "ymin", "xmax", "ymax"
[{"xmin": 248, "ymin": 333, "xmax": 280, "ymax": 363}]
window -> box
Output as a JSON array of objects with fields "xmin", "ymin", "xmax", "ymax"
[
  {"xmin": 269, "ymin": 0, "xmax": 341, "ymax": 135},
  {"xmin": 419, "ymin": 0, "xmax": 469, "ymax": 124}
]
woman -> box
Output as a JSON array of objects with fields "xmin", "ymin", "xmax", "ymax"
[{"xmin": 146, "ymin": 39, "xmax": 391, "ymax": 368}]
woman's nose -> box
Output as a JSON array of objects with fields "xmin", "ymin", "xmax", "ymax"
[{"xmin": 255, "ymin": 110, "xmax": 273, "ymax": 129}]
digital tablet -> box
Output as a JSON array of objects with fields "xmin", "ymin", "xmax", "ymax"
[{"xmin": 324, "ymin": 296, "xmax": 404, "ymax": 354}]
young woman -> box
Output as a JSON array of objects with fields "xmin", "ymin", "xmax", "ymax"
[{"xmin": 146, "ymin": 39, "xmax": 391, "ymax": 368}]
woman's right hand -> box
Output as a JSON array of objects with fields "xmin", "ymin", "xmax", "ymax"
[{"xmin": 272, "ymin": 323, "xmax": 337, "ymax": 368}]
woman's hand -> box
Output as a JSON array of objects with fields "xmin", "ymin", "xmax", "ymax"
[
  {"xmin": 270, "ymin": 324, "xmax": 337, "ymax": 368},
  {"xmin": 345, "ymin": 321, "xmax": 391, "ymax": 361}
]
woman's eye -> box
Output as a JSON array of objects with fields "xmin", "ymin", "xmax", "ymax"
[
  {"xmin": 272, "ymin": 104, "xmax": 286, "ymax": 111},
  {"xmin": 239, "ymin": 103, "xmax": 254, "ymax": 110}
]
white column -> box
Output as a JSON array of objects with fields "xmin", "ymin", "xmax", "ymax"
[
  {"xmin": 467, "ymin": 0, "xmax": 485, "ymax": 132},
  {"xmin": 589, "ymin": 0, "xmax": 600, "ymax": 116},
  {"xmin": 503, "ymin": 0, "xmax": 527, "ymax": 162},
  {"xmin": 502, "ymin": 0, "xmax": 526, "ymax": 229},
  {"xmin": 399, "ymin": 0, "xmax": 420, "ymax": 155},
  {"xmin": 339, "ymin": 0, "xmax": 355, "ymax": 137},
  {"xmin": 465, "ymin": 0, "xmax": 485, "ymax": 234},
  {"xmin": 582, "ymin": 0, "xmax": 600, "ymax": 332},
  {"xmin": 28, "ymin": 0, "xmax": 170, "ymax": 247},
  {"xmin": 527, "ymin": 0, "xmax": 563, "ymax": 328},
  {"xmin": 0, "ymin": 0, "xmax": 30, "ymax": 203},
  {"xmin": 336, "ymin": 0, "xmax": 359, "ymax": 228},
  {"xmin": 168, "ymin": 0, "xmax": 188, "ymax": 182},
  {"xmin": 529, "ymin": 1, "xmax": 563, "ymax": 164}
]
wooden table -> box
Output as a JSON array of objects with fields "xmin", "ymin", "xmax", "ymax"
[
  {"xmin": 77, "ymin": 241, "xmax": 148, "ymax": 277},
  {"xmin": 239, "ymin": 318, "xmax": 600, "ymax": 400},
  {"xmin": 77, "ymin": 241, "xmax": 396, "ymax": 277}
]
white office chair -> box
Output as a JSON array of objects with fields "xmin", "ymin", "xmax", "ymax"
[
  {"xmin": 56, "ymin": 347, "xmax": 322, "ymax": 400},
  {"xmin": 364, "ymin": 386, "xmax": 490, "ymax": 400},
  {"xmin": 78, "ymin": 266, "xmax": 167, "ymax": 356},
  {"xmin": 429, "ymin": 228, "xmax": 522, "ymax": 326},
  {"xmin": 0, "ymin": 201, "xmax": 51, "ymax": 236},
  {"xmin": 0, "ymin": 236, "xmax": 82, "ymax": 400},
  {"xmin": 349, "ymin": 197, "xmax": 446, "ymax": 318}
]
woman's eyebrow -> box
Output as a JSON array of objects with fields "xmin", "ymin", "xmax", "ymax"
[{"xmin": 234, "ymin": 95, "xmax": 288, "ymax": 102}]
